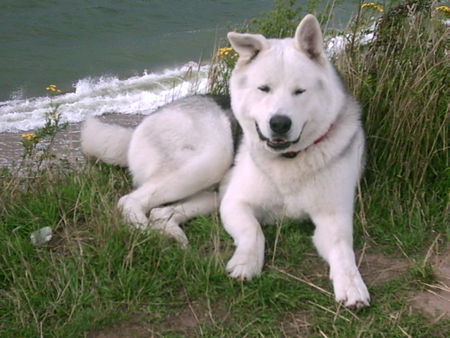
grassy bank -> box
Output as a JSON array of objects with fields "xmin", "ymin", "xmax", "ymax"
[{"xmin": 1, "ymin": 1, "xmax": 448, "ymax": 336}]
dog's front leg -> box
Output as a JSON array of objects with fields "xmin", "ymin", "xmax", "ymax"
[
  {"xmin": 220, "ymin": 200, "xmax": 265, "ymax": 280},
  {"xmin": 311, "ymin": 213, "xmax": 370, "ymax": 308}
]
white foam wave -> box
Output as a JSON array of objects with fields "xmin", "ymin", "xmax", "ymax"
[
  {"xmin": 325, "ymin": 23, "xmax": 376, "ymax": 57},
  {"xmin": 0, "ymin": 62, "xmax": 209, "ymax": 133}
]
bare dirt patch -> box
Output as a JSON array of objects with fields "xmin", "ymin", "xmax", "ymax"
[
  {"xmin": 357, "ymin": 248, "xmax": 411, "ymax": 287},
  {"xmin": 358, "ymin": 246, "xmax": 449, "ymax": 322},
  {"xmin": 280, "ymin": 311, "xmax": 312, "ymax": 337},
  {"xmin": 161, "ymin": 300, "xmax": 230, "ymax": 336},
  {"xmin": 89, "ymin": 301, "xmax": 230, "ymax": 337},
  {"xmin": 410, "ymin": 249, "xmax": 450, "ymax": 322},
  {"xmin": 88, "ymin": 313, "xmax": 156, "ymax": 338}
]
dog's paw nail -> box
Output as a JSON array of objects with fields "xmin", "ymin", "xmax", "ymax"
[
  {"xmin": 227, "ymin": 259, "xmax": 259, "ymax": 281},
  {"xmin": 345, "ymin": 299, "xmax": 370, "ymax": 310}
]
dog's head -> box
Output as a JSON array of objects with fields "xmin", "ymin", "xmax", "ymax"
[{"xmin": 228, "ymin": 14, "xmax": 345, "ymax": 155}]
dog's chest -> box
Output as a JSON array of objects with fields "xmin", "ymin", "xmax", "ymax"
[
  {"xmin": 259, "ymin": 159, "xmax": 320, "ymax": 217},
  {"xmin": 260, "ymin": 155, "xmax": 315, "ymax": 189}
]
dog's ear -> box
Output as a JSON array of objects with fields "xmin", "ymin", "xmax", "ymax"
[
  {"xmin": 227, "ymin": 32, "xmax": 268, "ymax": 63},
  {"xmin": 294, "ymin": 14, "xmax": 325, "ymax": 63}
]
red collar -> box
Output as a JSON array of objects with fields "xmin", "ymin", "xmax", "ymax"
[{"xmin": 281, "ymin": 123, "xmax": 335, "ymax": 159}]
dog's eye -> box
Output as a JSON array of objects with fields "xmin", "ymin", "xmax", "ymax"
[
  {"xmin": 258, "ymin": 85, "xmax": 271, "ymax": 93},
  {"xmin": 294, "ymin": 88, "xmax": 306, "ymax": 95}
]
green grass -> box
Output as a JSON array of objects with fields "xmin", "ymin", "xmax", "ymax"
[
  {"xmin": 1, "ymin": 0, "xmax": 449, "ymax": 336},
  {"xmin": 1, "ymin": 163, "xmax": 449, "ymax": 336},
  {"xmin": 1, "ymin": 163, "xmax": 448, "ymax": 336}
]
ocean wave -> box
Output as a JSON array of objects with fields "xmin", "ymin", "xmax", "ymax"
[
  {"xmin": 0, "ymin": 26, "xmax": 377, "ymax": 134},
  {"xmin": 0, "ymin": 62, "xmax": 209, "ymax": 133}
]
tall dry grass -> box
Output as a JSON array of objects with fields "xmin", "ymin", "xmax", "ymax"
[{"xmin": 337, "ymin": 0, "xmax": 448, "ymax": 190}]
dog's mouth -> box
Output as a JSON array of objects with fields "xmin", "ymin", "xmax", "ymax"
[{"xmin": 255, "ymin": 122, "xmax": 303, "ymax": 151}]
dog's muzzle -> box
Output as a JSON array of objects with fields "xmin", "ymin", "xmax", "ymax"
[{"xmin": 255, "ymin": 122, "xmax": 302, "ymax": 151}]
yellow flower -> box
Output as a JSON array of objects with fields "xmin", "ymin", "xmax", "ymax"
[
  {"xmin": 216, "ymin": 47, "xmax": 237, "ymax": 58},
  {"xmin": 21, "ymin": 133, "xmax": 39, "ymax": 141},
  {"xmin": 361, "ymin": 2, "xmax": 384, "ymax": 12},
  {"xmin": 46, "ymin": 84, "xmax": 62, "ymax": 93},
  {"xmin": 436, "ymin": 6, "xmax": 450, "ymax": 15}
]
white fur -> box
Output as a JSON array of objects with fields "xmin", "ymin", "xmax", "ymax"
[
  {"xmin": 81, "ymin": 115, "xmax": 132, "ymax": 166},
  {"xmin": 80, "ymin": 15, "xmax": 370, "ymax": 308},
  {"xmin": 82, "ymin": 96, "xmax": 234, "ymax": 241}
]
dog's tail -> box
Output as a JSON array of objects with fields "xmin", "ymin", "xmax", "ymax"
[{"xmin": 80, "ymin": 115, "xmax": 133, "ymax": 167}]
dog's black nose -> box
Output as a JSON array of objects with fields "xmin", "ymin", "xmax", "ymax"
[{"xmin": 270, "ymin": 115, "xmax": 292, "ymax": 134}]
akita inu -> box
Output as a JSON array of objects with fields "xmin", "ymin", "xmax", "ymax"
[{"xmin": 81, "ymin": 14, "xmax": 370, "ymax": 308}]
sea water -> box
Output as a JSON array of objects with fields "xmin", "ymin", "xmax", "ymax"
[{"xmin": 0, "ymin": 0, "xmax": 357, "ymax": 133}]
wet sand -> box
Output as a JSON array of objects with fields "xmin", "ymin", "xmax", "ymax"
[{"xmin": 0, "ymin": 114, "xmax": 146, "ymax": 169}]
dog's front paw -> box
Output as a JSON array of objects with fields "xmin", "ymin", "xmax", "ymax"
[
  {"xmin": 226, "ymin": 249, "xmax": 264, "ymax": 280},
  {"xmin": 332, "ymin": 270, "xmax": 370, "ymax": 309},
  {"xmin": 117, "ymin": 195, "xmax": 148, "ymax": 227},
  {"xmin": 151, "ymin": 220, "xmax": 188, "ymax": 248},
  {"xmin": 149, "ymin": 208, "xmax": 188, "ymax": 247}
]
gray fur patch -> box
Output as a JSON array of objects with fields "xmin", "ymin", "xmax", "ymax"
[
  {"xmin": 337, "ymin": 130, "xmax": 358, "ymax": 160},
  {"xmin": 206, "ymin": 95, "xmax": 242, "ymax": 155},
  {"xmin": 222, "ymin": 107, "xmax": 242, "ymax": 154},
  {"xmin": 239, "ymin": 75, "xmax": 248, "ymax": 88}
]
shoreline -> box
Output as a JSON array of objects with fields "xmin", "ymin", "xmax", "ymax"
[{"xmin": 0, "ymin": 113, "xmax": 145, "ymax": 169}]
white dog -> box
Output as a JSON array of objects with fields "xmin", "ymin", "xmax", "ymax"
[{"xmin": 81, "ymin": 14, "xmax": 370, "ymax": 308}]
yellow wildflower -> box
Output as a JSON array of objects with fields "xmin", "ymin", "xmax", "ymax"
[
  {"xmin": 46, "ymin": 84, "xmax": 62, "ymax": 93},
  {"xmin": 21, "ymin": 133, "xmax": 39, "ymax": 141},
  {"xmin": 361, "ymin": 2, "xmax": 384, "ymax": 12},
  {"xmin": 216, "ymin": 47, "xmax": 237, "ymax": 58},
  {"xmin": 436, "ymin": 6, "xmax": 450, "ymax": 16}
]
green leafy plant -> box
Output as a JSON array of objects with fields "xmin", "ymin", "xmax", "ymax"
[{"xmin": 20, "ymin": 85, "xmax": 67, "ymax": 170}]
